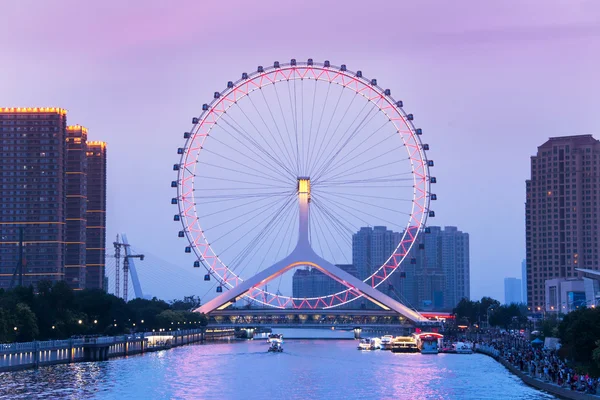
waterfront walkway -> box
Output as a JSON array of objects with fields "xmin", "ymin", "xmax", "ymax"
[
  {"xmin": 476, "ymin": 338, "xmax": 599, "ymax": 399},
  {"xmin": 0, "ymin": 328, "xmax": 234, "ymax": 372}
]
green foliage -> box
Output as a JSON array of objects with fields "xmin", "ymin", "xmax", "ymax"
[
  {"xmin": 452, "ymin": 296, "xmax": 501, "ymax": 325},
  {"xmin": 0, "ymin": 281, "xmax": 208, "ymax": 343},
  {"xmin": 557, "ymin": 307, "xmax": 600, "ymax": 374},
  {"xmin": 488, "ymin": 303, "xmax": 528, "ymax": 329}
]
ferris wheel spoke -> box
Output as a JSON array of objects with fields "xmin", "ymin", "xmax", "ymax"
[
  {"xmin": 198, "ymin": 160, "xmax": 291, "ymax": 186},
  {"xmin": 311, "ymin": 200, "xmax": 353, "ymax": 255},
  {"xmin": 246, "ymin": 95, "xmax": 297, "ymax": 173},
  {"xmin": 312, "ymin": 196, "xmax": 366, "ymax": 240},
  {"xmin": 225, "ymin": 196, "xmax": 296, "ymax": 273},
  {"xmin": 311, "ymin": 197, "xmax": 356, "ymax": 240},
  {"xmin": 218, "ymin": 114, "xmax": 296, "ymax": 178},
  {"xmin": 316, "ymin": 124, "xmax": 396, "ymax": 181},
  {"xmin": 310, "ymin": 203, "xmax": 338, "ymax": 264},
  {"xmin": 195, "ymin": 175, "xmax": 291, "ymax": 189},
  {"xmin": 248, "ymin": 201, "xmax": 297, "ymax": 276},
  {"xmin": 315, "ymin": 192, "xmax": 406, "ymax": 230},
  {"xmin": 311, "ymin": 190, "xmax": 413, "ymax": 203},
  {"xmin": 204, "ymin": 195, "xmax": 292, "ymax": 239},
  {"xmin": 211, "ymin": 127, "xmax": 290, "ymax": 183},
  {"xmin": 286, "ymin": 79, "xmax": 301, "ymax": 176},
  {"xmin": 314, "ymin": 174, "xmax": 413, "ymax": 187},
  {"xmin": 304, "ymin": 79, "xmax": 318, "ymax": 177},
  {"xmin": 202, "ymin": 146, "xmax": 294, "ymax": 186},
  {"xmin": 198, "ymin": 194, "xmax": 288, "ymax": 219},
  {"xmin": 311, "ymin": 93, "xmax": 364, "ymax": 179},
  {"xmin": 305, "ymin": 82, "xmax": 331, "ymax": 178},
  {"xmin": 318, "ymin": 191, "xmax": 412, "ymax": 216},
  {"xmin": 306, "ymin": 86, "xmax": 346, "ymax": 175},
  {"xmin": 258, "ymin": 89, "xmax": 298, "ymax": 174},
  {"xmin": 314, "ymin": 149, "xmax": 406, "ymax": 184},
  {"xmin": 312, "ymin": 101, "xmax": 382, "ymax": 182},
  {"xmin": 232, "ymin": 95, "xmax": 297, "ymax": 177},
  {"xmin": 273, "ymin": 84, "xmax": 299, "ymax": 175}
]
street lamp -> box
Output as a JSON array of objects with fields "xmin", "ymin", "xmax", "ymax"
[
  {"xmin": 93, "ymin": 320, "xmax": 98, "ymax": 324},
  {"xmin": 52, "ymin": 325, "xmax": 55, "ymax": 330},
  {"xmin": 13, "ymin": 327, "xmax": 17, "ymax": 331},
  {"xmin": 78, "ymin": 320, "xmax": 83, "ymax": 325}
]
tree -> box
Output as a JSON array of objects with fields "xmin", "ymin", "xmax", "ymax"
[
  {"xmin": 558, "ymin": 307, "xmax": 600, "ymax": 375},
  {"xmin": 14, "ymin": 303, "xmax": 39, "ymax": 341}
]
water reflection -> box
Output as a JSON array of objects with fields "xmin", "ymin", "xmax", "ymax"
[{"xmin": 0, "ymin": 334, "xmax": 555, "ymax": 400}]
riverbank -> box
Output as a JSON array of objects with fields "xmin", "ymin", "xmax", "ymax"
[
  {"xmin": 0, "ymin": 328, "xmax": 234, "ymax": 372},
  {"xmin": 476, "ymin": 344, "xmax": 598, "ymax": 400}
]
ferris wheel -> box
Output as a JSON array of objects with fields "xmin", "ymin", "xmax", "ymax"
[{"xmin": 172, "ymin": 59, "xmax": 434, "ymax": 311}]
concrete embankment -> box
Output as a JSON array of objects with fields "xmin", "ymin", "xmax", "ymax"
[
  {"xmin": 476, "ymin": 344, "xmax": 597, "ymax": 400},
  {"xmin": 0, "ymin": 328, "xmax": 234, "ymax": 372}
]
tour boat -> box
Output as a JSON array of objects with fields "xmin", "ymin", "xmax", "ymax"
[
  {"xmin": 380, "ymin": 335, "xmax": 394, "ymax": 350},
  {"xmin": 416, "ymin": 332, "xmax": 443, "ymax": 355},
  {"xmin": 268, "ymin": 342, "xmax": 283, "ymax": 352},
  {"xmin": 390, "ymin": 336, "xmax": 419, "ymax": 353},
  {"xmin": 357, "ymin": 338, "xmax": 372, "ymax": 350},
  {"xmin": 267, "ymin": 333, "xmax": 283, "ymax": 344}
]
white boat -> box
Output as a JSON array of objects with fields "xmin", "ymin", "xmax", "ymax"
[
  {"xmin": 453, "ymin": 342, "xmax": 473, "ymax": 354},
  {"xmin": 370, "ymin": 337, "xmax": 382, "ymax": 350},
  {"xmin": 267, "ymin": 333, "xmax": 283, "ymax": 344},
  {"xmin": 358, "ymin": 338, "xmax": 372, "ymax": 350},
  {"xmin": 380, "ymin": 335, "xmax": 394, "ymax": 350},
  {"xmin": 416, "ymin": 332, "xmax": 443, "ymax": 355},
  {"xmin": 390, "ymin": 336, "xmax": 419, "ymax": 353}
]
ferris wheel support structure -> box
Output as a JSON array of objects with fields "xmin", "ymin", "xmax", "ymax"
[{"xmin": 197, "ymin": 177, "xmax": 427, "ymax": 323}]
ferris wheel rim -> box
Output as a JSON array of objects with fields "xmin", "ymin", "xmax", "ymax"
[{"xmin": 175, "ymin": 60, "xmax": 431, "ymax": 309}]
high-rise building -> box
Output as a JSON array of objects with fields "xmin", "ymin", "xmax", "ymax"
[
  {"xmin": 85, "ymin": 141, "xmax": 107, "ymax": 290},
  {"xmin": 352, "ymin": 225, "xmax": 469, "ymax": 311},
  {"xmin": 292, "ymin": 267, "xmax": 331, "ymax": 299},
  {"xmin": 65, "ymin": 125, "xmax": 88, "ymax": 289},
  {"xmin": 504, "ymin": 277, "xmax": 522, "ymax": 304},
  {"xmin": 521, "ymin": 259, "xmax": 527, "ymax": 304},
  {"xmin": 526, "ymin": 135, "xmax": 600, "ymax": 311},
  {"xmin": 0, "ymin": 107, "xmax": 68, "ymax": 289}
]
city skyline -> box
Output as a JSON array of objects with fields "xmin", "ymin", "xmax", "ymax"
[{"xmin": 1, "ymin": 1, "xmax": 599, "ymax": 301}]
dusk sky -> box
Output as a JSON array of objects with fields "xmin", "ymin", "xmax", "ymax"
[{"xmin": 1, "ymin": 0, "xmax": 599, "ymax": 302}]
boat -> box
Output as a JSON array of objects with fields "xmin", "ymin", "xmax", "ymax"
[
  {"xmin": 416, "ymin": 332, "xmax": 443, "ymax": 354},
  {"xmin": 390, "ymin": 336, "xmax": 419, "ymax": 353},
  {"xmin": 267, "ymin": 333, "xmax": 283, "ymax": 344},
  {"xmin": 357, "ymin": 338, "xmax": 372, "ymax": 350},
  {"xmin": 380, "ymin": 335, "xmax": 394, "ymax": 350},
  {"xmin": 370, "ymin": 337, "xmax": 382, "ymax": 350},
  {"xmin": 453, "ymin": 342, "xmax": 473, "ymax": 354},
  {"xmin": 268, "ymin": 341, "xmax": 283, "ymax": 352}
]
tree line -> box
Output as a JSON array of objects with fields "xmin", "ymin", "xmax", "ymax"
[
  {"xmin": 453, "ymin": 296, "xmax": 600, "ymax": 375},
  {"xmin": 0, "ymin": 281, "xmax": 208, "ymax": 343}
]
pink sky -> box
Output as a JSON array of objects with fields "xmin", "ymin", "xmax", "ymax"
[{"xmin": 1, "ymin": 0, "xmax": 599, "ymax": 301}]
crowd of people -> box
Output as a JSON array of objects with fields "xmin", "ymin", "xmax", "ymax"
[{"xmin": 479, "ymin": 334, "xmax": 599, "ymax": 395}]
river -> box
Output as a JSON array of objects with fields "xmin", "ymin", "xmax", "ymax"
[{"xmin": 0, "ymin": 329, "xmax": 555, "ymax": 399}]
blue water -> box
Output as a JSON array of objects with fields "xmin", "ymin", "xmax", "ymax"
[{"xmin": 0, "ymin": 330, "xmax": 555, "ymax": 400}]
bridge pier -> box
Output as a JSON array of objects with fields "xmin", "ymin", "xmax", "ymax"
[{"xmin": 353, "ymin": 327, "xmax": 362, "ymax": 339}]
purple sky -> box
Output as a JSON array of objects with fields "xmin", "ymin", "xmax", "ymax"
[{"xmin": 1, "ymin": 0, "xmax": 599, "ymax": 302}]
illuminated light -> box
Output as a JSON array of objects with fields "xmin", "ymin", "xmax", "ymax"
[
  {"xmin": 94, "ymin": 320, "xmax": 98, "ymax": 324},
  {"xmin": 0, "ymin": 107, "xmax": 67, "ymax": 115},
  {"xmin": 13, "ymin": 327, "xmax": 17, "ymax": 331},
  {"xmin": 78, "ymin": 320, "xmax": 82, "ymax": 324}
]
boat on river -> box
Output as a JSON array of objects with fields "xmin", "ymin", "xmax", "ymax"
[
  {"xmin": 416, "ymin": 332, "xmax": 443, "ymax": 354},
  {"xmin": 380, "ymin": 335, "xmax": 394, "ymax": 350},
  {"xmin": 268, "ymin": 342, "xmax": 283, "ymax": 352},
  {"xmin": 267, "ymin": 333, "xmax": 283, "ymax": 344},
  {"xmin": 357, "ymin": 338, "xmax": 381, "ymax": 350},
  {"xmin": 390, "ymin": 336, "xmax": 419, "ymax": 353}
]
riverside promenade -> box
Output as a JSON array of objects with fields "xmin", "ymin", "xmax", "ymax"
[
  {"xmin": 0, "ymin": 328, "xmax": 234, "ymax": 372},
  {"xmin": 476, "ymin": 344, "xmax": 599, "ymax": 400}
]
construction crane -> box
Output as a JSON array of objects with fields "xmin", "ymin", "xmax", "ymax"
[{"xmin": 112, "ymin": 234, "xmax": 144, "ymax": 302}]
